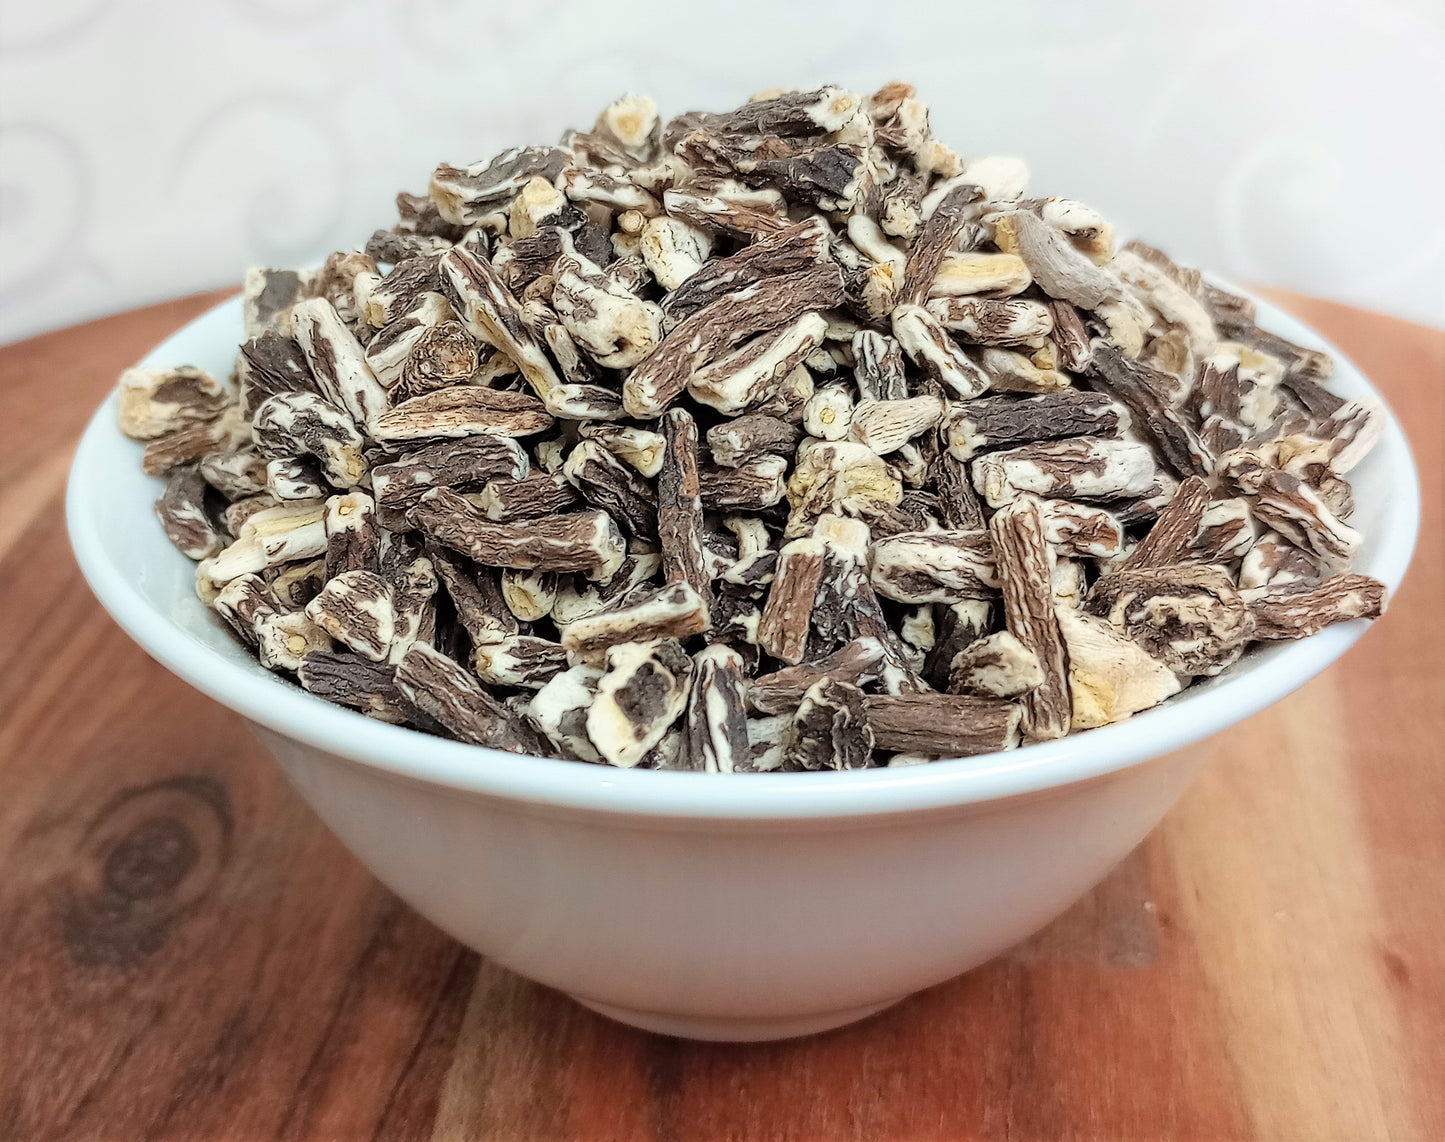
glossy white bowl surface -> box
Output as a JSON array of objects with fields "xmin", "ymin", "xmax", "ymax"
[{"xmin": 67, "ymin": 290, "xmax": 1419, "ymax": 1039}]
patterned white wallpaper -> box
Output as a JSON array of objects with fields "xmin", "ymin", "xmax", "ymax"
[{"xmin": 1, "ymin": 0, "xmax": 1442, "ymax": 343}]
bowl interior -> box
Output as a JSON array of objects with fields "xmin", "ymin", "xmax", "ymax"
[{"xmin": 66, "ymin": 290, "xmax": 1421, "ymax": 818}]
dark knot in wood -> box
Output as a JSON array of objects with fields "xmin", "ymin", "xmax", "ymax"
[
  {"xmin": 103, "ymin": 816, "xmax": 198, "ymax": 901},
  {"xmin": 57, "ymin": 775, "xmax": 233, "ymax": 969}
]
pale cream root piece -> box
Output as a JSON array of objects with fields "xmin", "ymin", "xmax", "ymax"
[
  {"xmin": 949, "ymin": 631, "xmax": 1045, "ymax": 699},
  {"xmin": 802, "ymin": 384, "xmax": 855, "ymax": 442},
  {"xmin": 848, "ymin": 395, "xmax": 942, "ymax": 456},
  {"xmin": 1056, "ymin": 608, "xmax": 1182, "ymax": 729},
  {"xmin": 586, "ymin": 640, "xmax": 693, "ymax": 768},
  {"xmin": 527, "ymin": 664, "xmax": 605, "ymax": 762},
  {"xmin": 118, "ymin": 366, "xmax": 230, "ymax": 440},
  {"xmin": 256, "ymin": 612, "xmax": 333, "ymax": 672},
  {"xmin": 929, "ymin": 252, "xmax": 1032, "ymax": 298},
  {"xmin": 640, "ymin": 215, "xmax": 713, "ymax": 290},
  {"xmin": 784, "ymin": 440, "xmax": 902, "ymax": 537}
]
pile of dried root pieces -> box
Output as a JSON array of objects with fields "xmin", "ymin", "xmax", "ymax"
[{"xmin": 117, "ymin": 82, "xmax": 1388, "ymax": 772}]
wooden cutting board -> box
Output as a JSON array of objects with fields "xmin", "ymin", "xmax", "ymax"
[{"xmin": 0, "ymin": 289, "xmax": 1440, "ymax": 1142}]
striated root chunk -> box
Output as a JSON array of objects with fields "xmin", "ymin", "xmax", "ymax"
[
  {"xmin": 971, "ymin": 437, "xmax": 1157, "ymax": 509},
  {"xmin": 891, "ymin": 304, "xmax": 990, "ymax": 398},
  {"xmin": 863, "ymin": 694, "xmax": 1021, "ymax": 757},
  {"xmin": 657, "ymin": 409, "xmax": 711, "ymax": 608},
  {"xmin": 989, "ymin": 498, "xmax": 1072, "ymax": 741},
  {"xmin": 748, "ymin": 637, "xmax": 886, "ymax": 715},
  {"xmin": 681, "ymin": 644, "xmax": 751, "ymax": 772},
  {"xmin": 119, "ymin": 366, "xmax": 231, "ymax": 440},
  {"xmin": 395, "ymin": 644, "xmax": 542, "ymax": 753},
  {"xmin": 1245, "ymin": 574, "xmax": 1386, "ymax": 640},
  {"xmin": 305, "ymin": 570, "xmax": 395, "ymax": 662},
  {"xmin": 783, "ymin": 678, "xmax": 874, "ymax": 771},
  {"xmin": 551, "ymin": 234, "xmax": 665, "ymax": 368},
  {"xmin": 409, "ymin": 487, "xmax": 625, "ymax": 579},
  {"xmin": 869, "ymin": 529, "xmax": 997, "ymax": 605},
  {"xmin": 474, "ymin": 634, "xmax": 569, "ymax": 690},
  {"xmin": 1087, "ymin": 564, "xmax": 1252, "ymax": 677}
]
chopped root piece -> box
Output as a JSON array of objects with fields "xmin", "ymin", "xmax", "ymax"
[
  {"xmin": 298, "ymin": 651, "xmax": 411, "ymax": 724},
  {"xmin": 989, "ymin": 498, "xmax": 1072, "ymax": 740},
  {"xmin": 587, "ymin": 639, "xmax": 693, "ymax": 768},
  {"xmin": 925, "ymin": 297, "xmax": 1053, "ymax": 346},
  {"xmin": 560, "ymin": 582, "xmax": 710, "ymax": 661},
  {"xmin": 290, "ymin": 298, "xmax": 390, "ymax": 430},
  {"xmin": 863, "ymin": 693, "xmax": 1021, "ymax": 756},
  {"xmin": 470, "ymin": 472, "xmax": 578, "ymax": 521},
  {"xmin": 891, "ymin": 304, "xmax": 990, "ymax": 398},
  {"xmin": 699, "ymin": 454, "xmax": 789, "ymax": 511},
  {"xmin": 324, "ymin": 492, "xmax": 380, "ymax": 578},
  {"xmin": 500, "ymin": 568, "xmax": 557, "ymax": 623},
  {"xmin": 1037, "ymin": 500, "xmax": 1125, "ymax": 560},
  {"xmin": 370, "ymin": 387, "xmax": 552, "ymax": 442},
  {"xmin": 706, "ymin": 413, "xmax": 801, "ymax": 467},
  {"xmin": 949, "ymin": 631, "xmax": 1045, "ymax": 699},
  {"xmin": 971, "ymin": 436, "xmax": 1157, "ymax": 509},
  {"xmin": 255, "ymin": 611, "xmax": 332, "ymax": 672},
  {"xmin": 945, "ymin": 391, "xmax": 1124, "ymax": 462},
  {"xmin": 214, "ymin": 573, "xmax": 277, "ymax": 645},
  {"xmin": 1056, "ymin": 608, "xmax": 1183, "ymax": 729},
  {"xmin": 409, "ymin": 487, "xmax": 625, "ymax": 578},
  {"xmin": 783, "ymin": 678, "xmax": 874, "ymax": 770},
  {"xmin": 387, "ymin": 556, "xmax": 439, "ymax": 663},
  {"xmin": 1218, "ymin": 450, "xmax": 1361, "ymax": 571},
  {"xmin": 396, "ymin": 644, "xmax": 543, "ymax": 753},
  {"xmin": 1087, "ymin": 564, "xmax": 1252, "ymax": 677},
  {"xmin": 681, "ymin": 644, "xmax": 751, "ymax": 772},
  {"xmin": 1246, "ymin": 574, "xmax": 1385, "ymax": 640},
  {"xmin": 1118, "ymin": 475, "xmax": 1210, "ymax": 571},
  {"xmin": 155, "ymin": 465, "xmax": 225, "ymax": 560},
  {"xmin": 371, "ymin": 436, "xmax": 528, "ymax": 511},
  {"xmin": 628, "ymin": 264, "xmax": 843, "ymax": 416},
  {"xmin": 757, "ymin": 537, "xmax": 827, "ymax": 665},
  {"xmin": 848, "ymin": 395, "xmax": 943, "ymax": 455},
  {"xmin": 526, "ymin": 664, "xmax": 605, "ymax": 762},
  {"xmin": 304, "ymin": 570, "xmax": 396, "ymax": 662},
  {"xmin": 851, "ymin": 330, "xmax": 907, "ymax": 402},
  {"xmin": 657, "ymin": 409, "xmax": 711, "ymax": 607},
  {"xmin": 685, "ymin": 311, "xmax": 830, "ymax": 416},
  {"xmin": 119, "ymin": 366, "xmax": 231, "ymax": 440},
  {"xmin": 474, "ymin": 634, "xmax": 570, "ymax": 689},
  {"xmin": 749, "ymin": 637, "xmax": 886, "ymax": 715},
  {"xmin": 429, "ymin": 547, "xmax": 518, "ymax": 644},
  {"xmin": 869, "ymin": 529, "xmax": 997, "ymax": 604},
  {"xmin": 563, "ymin": 440, "xmax": 658, "ymax": 540}
]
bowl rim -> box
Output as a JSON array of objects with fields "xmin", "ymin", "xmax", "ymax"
[{"xmin": 66, "ymin": 287, "xmax": 1422, "ymax": 820}]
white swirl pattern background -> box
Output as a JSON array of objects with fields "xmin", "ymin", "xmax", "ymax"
[{"xmin": 0, "ymin": 0, "xmax": 1441, "ymax": 342}]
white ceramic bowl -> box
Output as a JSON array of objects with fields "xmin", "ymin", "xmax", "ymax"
[{"xmin": 68, "ymin": 290, "xmax": 1419, "ymax": 1041}]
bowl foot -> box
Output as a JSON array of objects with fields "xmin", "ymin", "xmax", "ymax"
[{"xmin": 567, "ymin": 994, "xmax": 906, "ymax": 1041}]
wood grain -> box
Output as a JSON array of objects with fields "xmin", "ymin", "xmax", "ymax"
[{"xmin": 0, "ymin": 288, "xmax": 1440, "ymax": 1141}]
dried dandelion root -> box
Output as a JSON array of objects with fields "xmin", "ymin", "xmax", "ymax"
[{"xmin": 119, "ymin": 82, "xmax": 1387, "ymax": 767}]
